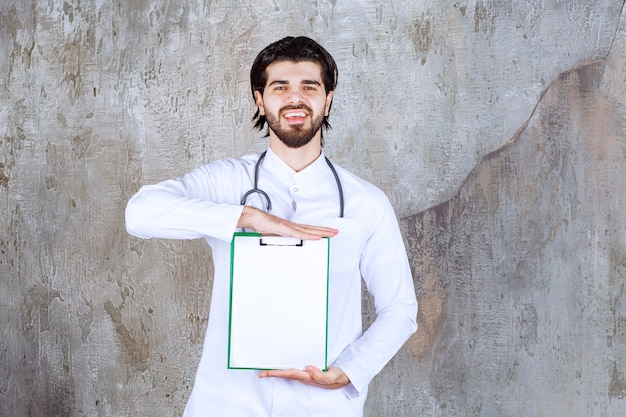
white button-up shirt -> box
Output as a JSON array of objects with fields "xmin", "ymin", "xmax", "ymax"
[{"xmin": 126, "ymin": 147, "xmax": 418, "ymax": 417}]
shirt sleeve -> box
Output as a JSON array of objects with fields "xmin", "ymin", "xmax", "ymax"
[
  {"xmin": 333, "ymin": 193, "xmax": 418, "ymax": 397},
  {"xmin": 125, "ymin": 159, "xmax": 248, "ymax": 243}
]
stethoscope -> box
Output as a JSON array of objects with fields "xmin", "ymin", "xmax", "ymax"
[{"xmin": 240, "ymin": 151, "xmax": 345, "ymax": 218}]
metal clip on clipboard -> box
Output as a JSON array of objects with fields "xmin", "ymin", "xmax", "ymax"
[{"xmin": 259, "ymin": 236, "xmax": 304, "ymax": 247}]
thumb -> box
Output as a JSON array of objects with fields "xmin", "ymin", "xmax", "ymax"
[{"xmin": 305, "ymin": 365, "xmax": 324, "ymax": 381}]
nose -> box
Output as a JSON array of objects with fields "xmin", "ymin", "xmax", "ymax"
[{"xmin": 286, "ymin": 90, "xmax": 304, "ymax": 105}]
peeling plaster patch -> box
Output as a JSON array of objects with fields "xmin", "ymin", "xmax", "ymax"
[
  {"xmin": 1, "ymin": 99, "xmax": 28, "ymax": 190},
  {"xmin": 452, "ymin": 2, "xmax": 468, "ymax": 17},
  {"xmin": 62, "ymin": 1, "xmax": 74, "ymax": 23},
  {"xmin": 559, "ymin": 58, "xmax": 605, "ymax": 96},
  {"xmin": 409, "ymin": 17, "xmax": 433, "ymax": 65},
  {"xmin": 70, "ymin": 129, "xmax": 92, "ymax": 164},
  {"xmin": 188, "ymin": 313, "xmax": 208, "ymax": 344},
  {"xmin": 77, "ymin": 297, "xmax": 94, "ymax": 343},
  {"xmin": 474, "ymin": 1, "xmax": 496, "ymax": 34},
  {"xmin": 104, "ymin": 299, "xmax": 150, "ymax": 372},
  {"xmin": 20, "ymin": 285, "xmax": 63, "ymax": 342},
  {"xmin": 0, "ymin": 162, "xmax": 8, "ymax": 188},
  {"xmin": 401, "ymin": 204, "xmax": 452, "ymax": 360},
  {"xmin": 407, "ymin": 287, "xmax": 449, "ymax": 360},
  {"xmin": 609, "ymin": 362, "xmax": 626, "ymax": 399},
  {"xmin": 517, "ymin": 303, "xmax": 539, "ymax": 357},
  {"xmin": 2, "ymin": 5, "xmax": 35, "ymax": 71}
]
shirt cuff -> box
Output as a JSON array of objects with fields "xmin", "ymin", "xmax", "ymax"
[{"xmin": 341, "ymin": 381, "xmax": 361, "ymax": 399}]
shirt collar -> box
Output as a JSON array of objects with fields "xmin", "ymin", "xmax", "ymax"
[{"xmin": 263, "ymin": 146, "xmax": 329, "ymax": 185}]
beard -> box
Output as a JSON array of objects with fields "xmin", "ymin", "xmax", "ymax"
[{"xmin": 265, "ymin": 105, "xmax": 325, "ymax": 149}]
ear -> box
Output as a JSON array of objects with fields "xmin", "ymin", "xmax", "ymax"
[
  {"xmin": 324, "ymin": 90, "xmax": 334, "ymax": 116},
  {"xmin": 254, "ymin": 90, "xmax": 265, "ymax": 116}
]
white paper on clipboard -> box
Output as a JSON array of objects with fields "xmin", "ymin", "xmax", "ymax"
[{"xmin": 228, "ymin": 232, "xmax": 330, "ymax": 371}]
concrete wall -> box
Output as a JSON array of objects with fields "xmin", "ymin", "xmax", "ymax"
[{"xmin": 1, "ymin": 0, "xmax": 625, "ymax": 416}]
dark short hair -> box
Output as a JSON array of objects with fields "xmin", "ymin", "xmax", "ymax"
[{"xmin": 250, "ymin": 36, "xmax": 338, "ymax": 134}]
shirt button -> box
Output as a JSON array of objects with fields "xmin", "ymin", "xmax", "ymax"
[{"xmin": 293, "ymin": 186, "xmax": 299, "ymax": 192}]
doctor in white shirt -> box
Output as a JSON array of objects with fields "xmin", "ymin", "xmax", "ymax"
[{"xmin": 126, "ymin": 36, "xmax": 418, "ymax": 417}]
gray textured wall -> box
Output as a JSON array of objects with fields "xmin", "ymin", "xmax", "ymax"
[{"xmin": 2, "ymin": 1, "xmax": 626, "ymax": 416}]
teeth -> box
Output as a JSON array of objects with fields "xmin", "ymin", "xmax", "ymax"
[{"xmin": 285, "ymin": 111, "xmax": 306, "ymax": 118}]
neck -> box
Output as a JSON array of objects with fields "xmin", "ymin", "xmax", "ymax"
[{"xmin": 269, "ymin": 133, "xmax": 322, "ymax": 172}]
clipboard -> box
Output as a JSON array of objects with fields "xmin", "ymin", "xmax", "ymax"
[{"xmin": 228, "ymin": 232, "xmax": 330, "ymax": 371}]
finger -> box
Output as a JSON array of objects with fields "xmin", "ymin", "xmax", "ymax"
[
  {"xmin": 292, "ymin": 226, "xmax": 338, "ymax": 240},
  {"xmin": 253, "ymin": 211, "xmax": 338, "ymax": 240},
  {"xmin": 259, "ymin": 368, "xmax": 299, "ymax": 378},
  {"xmin": 259, "ymin": 368, "xmax": 311, "ymax": 381},
  {"xmin": 291, "ymin": 222, "xmax": 339, "ymax": 236},
  {"xmin": 275, "ymin": 223, "xmax": 338, "ymax": 240}
]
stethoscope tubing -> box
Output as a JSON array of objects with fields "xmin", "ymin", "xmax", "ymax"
[
  {"xmin": 240, "ymin": 150, "xmax": 344, "ymax": 218},
  {"xmin": 240, "ymin": 151, "xmax": 273, "ymax": 211}
]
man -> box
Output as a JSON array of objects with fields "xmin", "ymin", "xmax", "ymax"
[{"xmin": 126, "ymin": 36, "xmax": 417, "ymax": 416}]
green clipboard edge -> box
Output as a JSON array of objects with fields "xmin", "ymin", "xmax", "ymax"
[{"xmin": 227, "ymin": 232, "xmax": 330, "ymax": 372}]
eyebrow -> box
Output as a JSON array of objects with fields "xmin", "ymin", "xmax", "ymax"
[{"xmin": 267, "ymin": 79, "xmax": 322, "ymax": 87}]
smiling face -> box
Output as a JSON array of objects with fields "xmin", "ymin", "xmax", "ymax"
[{"xmin": 254, "ymin": 60, "xmax": 334, "ymax": 149}]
